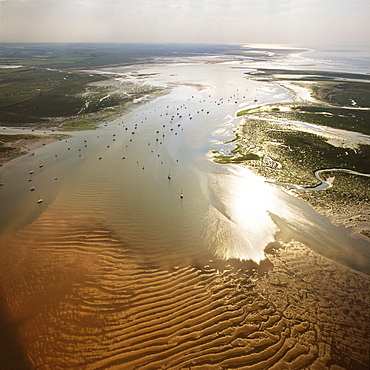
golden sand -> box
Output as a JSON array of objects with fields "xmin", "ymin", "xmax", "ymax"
[{"xmin": 0, "ymin": 205, "xmax": 368, "ymax": 369}]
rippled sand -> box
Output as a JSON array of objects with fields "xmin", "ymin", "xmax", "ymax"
[{"xmin": 1, "ymin": 203, "xmax": 368, "ymax": 369}]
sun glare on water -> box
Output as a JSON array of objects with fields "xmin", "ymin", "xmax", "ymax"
[{"xmin": 205, "ymin": 165, "xmax": 279, "ymax": 262}]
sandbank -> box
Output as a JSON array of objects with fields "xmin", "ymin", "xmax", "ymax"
[{"xmin": 0, "ymin": 131, "xmax": 70, "ymax": 165}]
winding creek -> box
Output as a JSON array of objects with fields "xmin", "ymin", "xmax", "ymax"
[{"xmin": 267, "ymin": 168, "xmax": 370, "ymax": 191}]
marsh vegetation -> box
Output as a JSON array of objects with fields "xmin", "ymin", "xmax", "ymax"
[
  {"xmin": 228, "ymin": 69, "xmax": 370, "ymax": 228},
  {"xmin": 0, "ymin": 44, "xmax": 194, "ymax": 130}
]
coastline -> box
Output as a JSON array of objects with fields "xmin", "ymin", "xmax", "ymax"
[
  {"xmin": 0, "ymin": 131, "xmax": 70, "ymax": 165},
  {"xmin": 2, "ymin": 63, "xmax": 369, "ymax": 245},
  {"xmin": 2, "ymin": 61, "xmax": 369, "ymax": 245},
  {"xmin": 0, "ymin": 86, "xmax": 170, "ymax": 165},
  {"xmin": 233, "ymin": 71, "xmax": 370, "ymax": 244},
  {"xmin": 279, "ymin": 84, "xmax": 370, "ymax": 240},
  {"xmin": 0, "ymin": 52, "xmax": 369, "ymax": 368}
]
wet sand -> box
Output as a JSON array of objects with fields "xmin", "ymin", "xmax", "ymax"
[
  {"xmin": 0, "ymin": 132, "xmax": 70, "ymax": 165},
  {"xmin": 0, "ymin": 207, "xmax": 368, "ymax": 369}
]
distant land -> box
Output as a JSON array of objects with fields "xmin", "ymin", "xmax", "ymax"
[{"xmin": 0, "ymin": 43, "xmax": 304, "ymax": 128}]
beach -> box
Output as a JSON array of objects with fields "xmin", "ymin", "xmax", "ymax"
[
  {"xmin": 0, "ymin": 209, "xmax": 368, "ymax": 369},
  {"xmin": 0, "ymin": 48, "xmax": 369, "ymax": 369},
  {"xmin": 0, "ymin": 131, "xmax": 70, "ymax": 165}
]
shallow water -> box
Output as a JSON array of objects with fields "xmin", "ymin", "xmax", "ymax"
[
  {"xmin": 1, "ymin": 56, "xmax": 369, "ymax": 369},
  {"xmin": 0, "ymin": 60, "xmax": 369, "ymax": 271}
]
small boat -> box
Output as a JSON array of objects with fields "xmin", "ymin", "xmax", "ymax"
[
  {"xmin": 30, "ymin": 186, "xmax": 36, "ymax": 191},
  {"xmin": 37, "ymin": 199, "xmax": 43, "ymax": 204},
  {"xmin": 168, "ymin": 169, "xmax": 171, "ymax": 180},
  {"xmin": 180, "ymin": 188, "xmax": 184, "ymax": 199}
]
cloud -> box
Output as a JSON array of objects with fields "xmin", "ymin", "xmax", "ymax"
[{"xmin": 1, "ymin": 0, "xmax": 369, "ymax": 45}]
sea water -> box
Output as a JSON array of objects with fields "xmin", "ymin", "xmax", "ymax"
[{"xmin": 0, "ymin": 47, "xmax": 369, "ymax": 273}]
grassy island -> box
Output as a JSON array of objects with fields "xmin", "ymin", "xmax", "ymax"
[{"xmin": 218, "ymin": 68, "xmax": 370, "ymax": 236}]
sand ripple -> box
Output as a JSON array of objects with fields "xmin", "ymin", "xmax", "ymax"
[{"xmin": 1, "ymin": 204, "xmax": 368, "ymax": 369}]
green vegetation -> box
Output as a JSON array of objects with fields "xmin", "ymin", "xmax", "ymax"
[
  {"xmin": 237, "ymin": 78, "xmax": 370, "ymax": 136},
  {"xmin": 269, "ymin": 128, "xmax": 369, "ymax": 174},
  {"xmin": 220, "ymin": 69, "xmax": 370, "ymax": 222},
  {"xmin": 0, "ymin": 67, "xmax": 107, "ymax": 118},
  {"xmin": 227, "ymin": 70, "xmax": 370, "ymax": 224},
  {"xmin": 61, "ymin": 119, "xmax": 99, "ymax": 131},
  {"xmin": 0, "ymin": 43, "xmax": 176, "ymax": 129},
  {"xmin": 0, "ymin": 133, "xmax": 41, "ymax": 163},
  {"xmin": 0, "ymin": 133, "xmax": 38, "ymax": 142},
  {"xmin": 242, "ymin": 68, "xmax": 370, "ymax": 134},
  {"xmin": 232, "ymin": 106, "xmax": 370, "ymax": 182},
  {"xmin": 0, "ymin": 132, "xmax": 69, "ymax": 164},
  {"xmin": 237, "ymin": 105, "xmax": 283, "ymax": 116},
  {"xmin": 311, "ymin": 81, "xmax": 370, "ymax": 107},
  {"xmin": 237, "ymin": 102, "xmax": 370, "ymax": 136},
  {"xmin": 0, "ymin": 62, "xmax": 163, "ymax": 129},
  {"xmin": 214, "ymin": 152, "xmax": 260, "ymax": 164},
  {"xmin": 0, "ymin": 43, "xmax": 241, "ymax": 69},
  {"xmin": 0, "ymin": 44, "xmax": 141, "ymax": 69},
  {"xmin": 228, "ymin": 116, "xmax": 370, "ymax": 216},
  {"xmin": 290, "ymin": 105, "xmax": 370, "ymax": 135},
  {"xmin": 247, "ymin": 68, "xmax": 370, "ymax": 82},
  {"xmin": 236, "ymin": 106, "xmax": 263, "ymax": 116},
  {"xmin": 0, "ymin": 66, "xmax": 109, "ymax": 127}
]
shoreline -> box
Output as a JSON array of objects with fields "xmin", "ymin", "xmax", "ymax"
[
  {"xmin": 0, "ymin": 131, "xmax": 70, "ymax": 165},
  {"xmin": 0, "ymin": 86, "xmax": 171, "ymax": 165},
  {"xmin": 1, "ymin": 66, "xmax": 369, "ymax": 244},
  {"xmin": 0, "ymin": 52, "xmax": 369, "ymax": 369},
  {"xmin": 233, "ymin": 73, "xmax": 370, "ymax": 244}
]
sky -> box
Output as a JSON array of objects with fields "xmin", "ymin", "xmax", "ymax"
[{"xmin": 1, "ymin": 0, "xmax": 369, "ymax": 46}]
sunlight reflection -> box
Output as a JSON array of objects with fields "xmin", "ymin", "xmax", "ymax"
[
  {"xmin": 203, "ymin": 163, "xmax": 370, "ymax": 274},
  {"xmin": 205, "ymin": 165, "xmax": 279, "ymax": 262}
]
